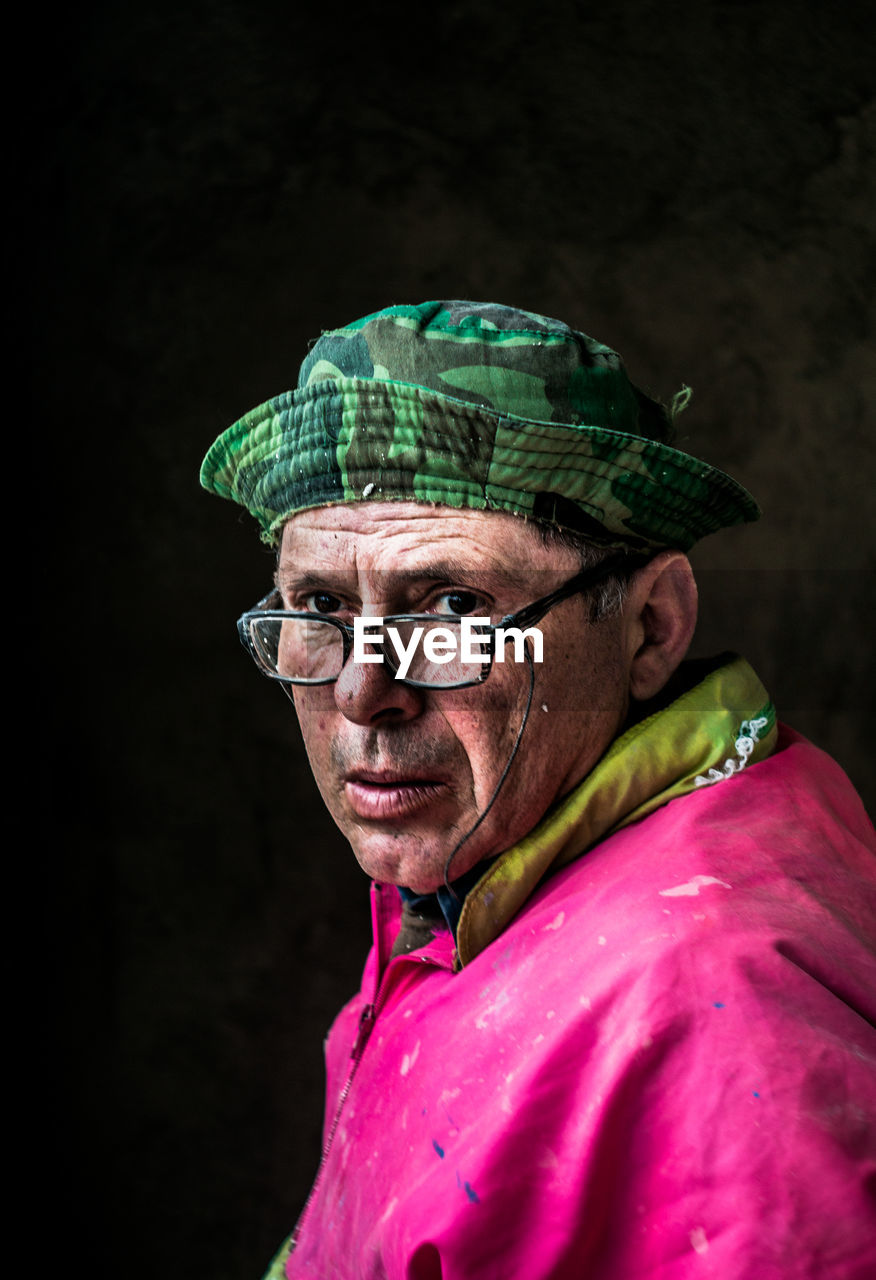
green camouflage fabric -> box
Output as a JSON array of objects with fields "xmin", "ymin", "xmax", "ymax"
[{"xmin": 200, "ymin": 301, "xmax": 760, "ymax": 550}]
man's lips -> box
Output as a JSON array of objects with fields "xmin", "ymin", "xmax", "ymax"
[{"xmin": 343, "ymin": 772, "xmax": 450, "ymax": 821}]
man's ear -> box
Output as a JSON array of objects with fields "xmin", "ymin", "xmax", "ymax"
[{"xmin": 623, "ymin": 552, "xmax": 698, "ymax": 702}]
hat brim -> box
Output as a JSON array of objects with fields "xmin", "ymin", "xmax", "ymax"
[{"xmin": 200, "ymin": 377, "xmax": 760, "ymax": 550}]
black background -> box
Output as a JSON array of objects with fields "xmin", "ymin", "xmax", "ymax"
[{"xmin": 33, "ymin": 2, "xmax": 874, "ymax": 1276}]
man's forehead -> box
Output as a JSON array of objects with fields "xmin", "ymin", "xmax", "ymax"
[
  {"xmin": 277, "ymin": 501, "xmax": 579, "ymax": 583},
  {"xmin": 282, "ymin": 502, "xmax": 542, "ymax": 556}
]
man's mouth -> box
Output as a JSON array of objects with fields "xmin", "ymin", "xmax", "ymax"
[{"xmin": 343, "ymin": 771, "xmax": 449, "ymax": 821}]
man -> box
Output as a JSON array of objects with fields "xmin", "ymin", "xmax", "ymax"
[{"xmin": 201, "ymin": 301, "xmax": 875, "ymax": 1279}]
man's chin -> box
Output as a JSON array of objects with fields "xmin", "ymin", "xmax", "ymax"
[
  {"xmin": 346, "ymin": 831, "xmax": 482, "ymax": 894},
  {"xmin": 350, "ymin": 846, "xmax": 448, "ymax": 893}
]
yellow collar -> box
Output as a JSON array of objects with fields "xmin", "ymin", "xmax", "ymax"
[{"xmin": 455, "ymin": 655, "xmax": 775, "ymax": 967}]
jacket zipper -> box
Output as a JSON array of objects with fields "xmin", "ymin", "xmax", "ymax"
[
  {"xmin": 285, "ymin": 880, "xmax": 455, "ymax": 1264},
  {"xmin": 287, "ymin": 980, "xmax": 389, "ymax": 1255}
]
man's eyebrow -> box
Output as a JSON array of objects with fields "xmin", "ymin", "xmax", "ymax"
[
  {"xmin": 274, "ymin": 561, "xmax": 516, "ymax": 592},
  {"xmin": 274, "ymin": 569, "xmax": 346, "ymax": 592},
  {"xmin": 392, "ymin": 560, "xmax": 510, "ymax": 588}
]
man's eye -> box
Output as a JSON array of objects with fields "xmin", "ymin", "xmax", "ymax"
[
  {"xmin": 306, "ymin": 592, "xmax": 344, "ymax": 615},
  {"xmin": 435, "ymin": 590, "xmax": 483, "ymax": 616}
]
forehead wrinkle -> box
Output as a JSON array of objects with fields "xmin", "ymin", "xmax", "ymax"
[{"xmin": 279, "ymin": 505, "xmax": 582, "ymax": 596}]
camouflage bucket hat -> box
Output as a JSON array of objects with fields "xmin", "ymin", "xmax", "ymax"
[{"xmin": 200, "ymin": 300, "xmax": 759, "ymax": 550}]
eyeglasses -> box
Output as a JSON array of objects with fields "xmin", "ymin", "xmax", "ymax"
[{"xmin": 237, "ymin": 552, "xmax": 647, "ymax": 690}]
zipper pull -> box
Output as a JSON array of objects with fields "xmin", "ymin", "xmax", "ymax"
[{"xmin": 351, "ymin": 1002, "xmax": 376, "ymax": 1060}]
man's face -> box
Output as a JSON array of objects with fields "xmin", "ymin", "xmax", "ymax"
[{"xmin": 277, "ymin": 503, "xmax": 635, "ymax": 893}]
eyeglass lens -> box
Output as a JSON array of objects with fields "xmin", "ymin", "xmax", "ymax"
[{"xmin": 248, "ymin": 616, "xmax": 489, "ymax": 687}]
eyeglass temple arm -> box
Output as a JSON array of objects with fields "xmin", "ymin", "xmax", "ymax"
[{"xmin": 498, "ymin": 552, "xmax": 650, "ymax": 631}]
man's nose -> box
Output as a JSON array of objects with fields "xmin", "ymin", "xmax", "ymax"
[{"xmin": 333, "ymin": 649, "xmax": 425, "ymax": 725}]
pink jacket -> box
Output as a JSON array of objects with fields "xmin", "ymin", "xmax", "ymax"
[{"xmin": 278, "ymin": 726, "xmax": 875, "ymax": 1279}]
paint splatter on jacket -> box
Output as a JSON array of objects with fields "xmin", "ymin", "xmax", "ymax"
[{"xmin": 268, "ymin": 658, "xmax": 876, "ymax": 1278}]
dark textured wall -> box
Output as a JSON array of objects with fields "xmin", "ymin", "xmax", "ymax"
[{"xmin": 37, "ymin": 3, "xmax": 873, "ymax": 1277}]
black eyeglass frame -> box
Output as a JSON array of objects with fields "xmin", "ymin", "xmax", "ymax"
[{"xmin": 236, "ymin": 551, "xmax": 649, "ymax": 690}]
